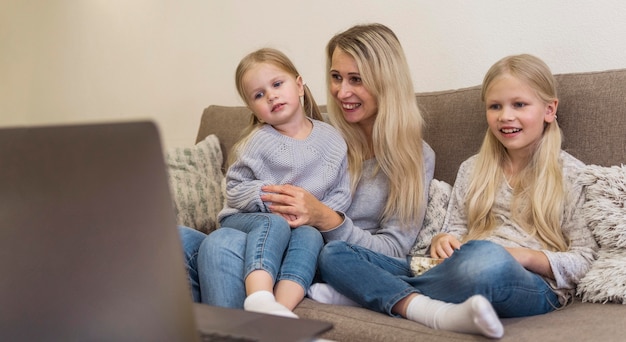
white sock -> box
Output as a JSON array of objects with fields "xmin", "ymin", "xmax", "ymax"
[
  {"xmin": 405, "ymin": 295, "xmax": 503, "ymax": 339},
  {"xmin": 243, "ymin": 290, "xmax": 298, "ymax": 318},
  {"xmin": 307, "ymin": 283, "xmax": 361, "ymax": 307}
]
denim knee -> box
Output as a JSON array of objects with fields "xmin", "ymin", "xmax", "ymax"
[
  {"xmin": 177, "ymin": 225, "xmax": 207, "ymax": 259},
  {"xmin": 201, "ymin": 228, "xmax": 240, "ymax": 253},
  {"xmin": 319, "ymin": 241, "xmax": 350, "ymax": 263},
  {"xmin": 251, "ymin": 214, "xmax": 292, "ymax": 242},
  {"xmin": 220, "ymin": 212, "xmax": 291, "ymax": 236},
  {"xmin": 293, "ymin": 225, "xmax": 323, "ymax": 246},
  {"xmin": 257, "ymin": 213, "xmax": 291, "ymax": 233},
  {"xmin": 450, "ymin": 240, "xmax": 516, "ymax": 286}
]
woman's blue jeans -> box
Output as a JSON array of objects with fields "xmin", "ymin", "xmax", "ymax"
[
  {"xmin": 318, "ymin": 239, "xmax": 560, "ymax": 318},
  {"xmin": 177, "ymin": 225, "xmax": 207, "ymax": 302},
  {"xmin": 177, "ymin": 213, "xmax": 323, "ymax": 308}
]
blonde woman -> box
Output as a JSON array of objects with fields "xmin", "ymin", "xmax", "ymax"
[
  {"xmin": 197, "ymin": 23, "xmax": 435, "ymax": 315},
  {"xmin": 317, "ymin": 54, "xmax": 597, "ymax": 339}
]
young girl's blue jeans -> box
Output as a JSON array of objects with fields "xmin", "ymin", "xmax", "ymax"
[
  {"xmin": 318, "ymin": 239, "xmax": 561, "ymax": 318},
  {"xmin": 177, "ymin": 212, "xmax": 323, "ymax": 307}
]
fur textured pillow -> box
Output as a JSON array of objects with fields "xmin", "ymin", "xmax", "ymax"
[
  {"xmin": 579, "ymin": 164, "xmax": 626, "ymax": 249},
  {"xmin": 576, "ymin": 164, "xmax": 626, "ymax": 304},
  {"xmin": 166, "ymin": 135, "xmax": 225, "ymax": 234},
  {"xmin": 410, "ymin": 179, "xmax": 453, "ymax": 256},
  {"xmin": 577, "ymin": 249, "xmax": 626, "ymax": 304}
]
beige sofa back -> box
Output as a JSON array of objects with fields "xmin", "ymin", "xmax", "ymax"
[{"xmin": 196, "ymin": 68, "xmax": 626, "ymax": 185}]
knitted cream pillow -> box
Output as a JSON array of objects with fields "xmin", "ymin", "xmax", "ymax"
[
  {"xmin": 576, "ymin": 164, "xmax": 626, "ymax": 304},
  {"xmin": 166, "ymin": 135, "xmax": 225, "ymax": 234}
]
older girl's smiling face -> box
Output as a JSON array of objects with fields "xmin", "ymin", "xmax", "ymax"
[
  {"xmin": 485, "ymin": 73, "xmax": 557, "ymax": 161},
  {"xmin": 329, "ymin": 48, "xmax": 378, "ymax": 129}
]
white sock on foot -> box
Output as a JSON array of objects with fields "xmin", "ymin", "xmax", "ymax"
[
  {"xmin": 243, "ymin": 290, "xmax": 298, "ymax": 318},
  {"xmin": 405, "ymin": 295, "xmax": 503, "ymax": 339}
]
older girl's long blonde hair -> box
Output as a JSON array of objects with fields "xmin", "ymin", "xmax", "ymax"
[
  {"xmin": 229, "ymin": 48, "xmax": 322, "ymax": 166},
  {"xmin": 325, "ymin": 23, "xmax": 426, "ymax": 228},
  {"xmin": 464, "ymin": 54, "xmax": 569, "ymax": 252}
]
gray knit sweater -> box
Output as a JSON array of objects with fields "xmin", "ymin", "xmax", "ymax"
[
  {"xmin": 322, "ymin": 142, "xmax": 436, "ymax": 258},
  {"xmin": 218, "ymin": 119, "xmax": 351, "ymax": 222},
  {"xmin": 443, "ymin": 151, "xmax": 598, "ymax": 305}
]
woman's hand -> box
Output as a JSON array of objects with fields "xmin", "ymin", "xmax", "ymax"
[
  {"xmin": 261, "ymin": 184, "xmax": 343, "ymax": 230},
  {"xmin": 505, "ymin": 247, "xmax": 554, "ymax": 279},
  {"xmin": 429, "ymin": 233, "xmax": 462, "ymax": 258}
]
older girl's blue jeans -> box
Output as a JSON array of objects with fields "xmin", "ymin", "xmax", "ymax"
[
  {"xmin": 318, "ymin": 239, "xmax": 560, "ymax": 318},
  {"xmin": 177, "ymin": 213, "xmax": 323, "ymax": 307}
]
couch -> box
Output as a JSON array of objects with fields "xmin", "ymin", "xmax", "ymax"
[{"xmin": 168, "ymin": 68, "xmax": 626, "ymax": 341}]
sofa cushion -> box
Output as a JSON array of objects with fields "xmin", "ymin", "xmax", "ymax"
[
  {"xmin": 410, "ymin": 179, "xmax": 453, "ymax": 256},
  {"xmin": 296, "ymin": 297, "xmax": 625, "ymax": 342},
  {"xmin": 166, "ymin": 135, "xmax": 225, "ymax": 234},
  {"xmin": 576, "ymin": 164, "xmax": 626, "ymax": 304}
]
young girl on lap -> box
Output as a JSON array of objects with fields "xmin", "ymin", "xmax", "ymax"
[{"xmin": 179, "ymin": 47, "xmax": 350, "ymax": 318}]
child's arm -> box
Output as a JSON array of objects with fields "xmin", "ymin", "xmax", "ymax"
[{"xmin": 224, "ymin": 155, "xmax": 272, "ymax": 213}]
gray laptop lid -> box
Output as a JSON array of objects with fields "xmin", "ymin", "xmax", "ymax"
[
  {"xmin": 0, "ymin": 121, "xmax": 199, "ymax": 341},
  {"xmin": 0, "ymin": 121, "xmax": 333, "ymax": 342}
]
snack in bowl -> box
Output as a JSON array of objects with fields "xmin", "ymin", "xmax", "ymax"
[{"xmin": 408, "ymin": 254, "xmax": 444, "ymax": 276}]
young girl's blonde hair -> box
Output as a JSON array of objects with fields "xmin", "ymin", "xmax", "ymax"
[
  {"xmin": 230, "ymin": 48, "xmax": 322, "ymax": 166},
  {"xmin": 464, "ymin": 54, "xmax": 569, "ymax": 251},
  {"xmin": 325, "ymin": 23, "xmax": 426, "ymax": 228}
]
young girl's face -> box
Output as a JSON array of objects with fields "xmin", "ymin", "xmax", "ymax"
[
  {"xmin": 484, "ymin": 73, "xmax": 557, "ymax": 161},
  {"xmin": 242, "ymin": 62, "xmax": 305, "ymax": 127}
]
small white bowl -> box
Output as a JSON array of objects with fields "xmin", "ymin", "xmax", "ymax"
[{"xmin": 408, "ymin": 254, "xmax": 443, "ymax": 276}]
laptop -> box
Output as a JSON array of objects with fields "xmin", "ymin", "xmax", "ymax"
[{"xmin": 0, "ymin": 121, "xmax": 332, "ymax": 342}]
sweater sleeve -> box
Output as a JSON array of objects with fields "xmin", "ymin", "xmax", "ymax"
[
  {"xmin": 224, "ymin": 154, "xmax": 272, "ymax": 213},
  {"xmin": 321, "ymin": 142, "xmax": 435, "ymax": 258}
]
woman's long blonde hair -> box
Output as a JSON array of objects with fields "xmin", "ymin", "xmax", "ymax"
[
  {"xmin": 229, "ymin": 48, "xmax": 322, "ymax": 166},
  {"xmin": 464, "ymin": 54, "xmax": 569, "ymax": 251},
  {"xmin": 325, "ymin": 23, "xmax": 426, "ymax": 227}
]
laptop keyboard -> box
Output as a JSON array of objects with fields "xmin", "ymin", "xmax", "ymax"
[{"xmin": 200, "ymin": 332, "xmax": 258, "ymax": 342}]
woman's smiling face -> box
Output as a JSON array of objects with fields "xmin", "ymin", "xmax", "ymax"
[{"xmin": 329, "ymin": 48, "xmax": 378, "ymax": 129}]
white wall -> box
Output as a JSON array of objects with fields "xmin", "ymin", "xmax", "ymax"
[{"xmin": 2, "ymin": 0, "xmax": 625, "ymax": 149}]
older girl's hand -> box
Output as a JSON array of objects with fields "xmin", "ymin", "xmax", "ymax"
[
  {"xmin": 429, "ymin": 233, "xmax": 462, "ymax": 258},
  {"xmin": 261, "ymin": 184, "xmax": 342, "ymax": 230}
]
